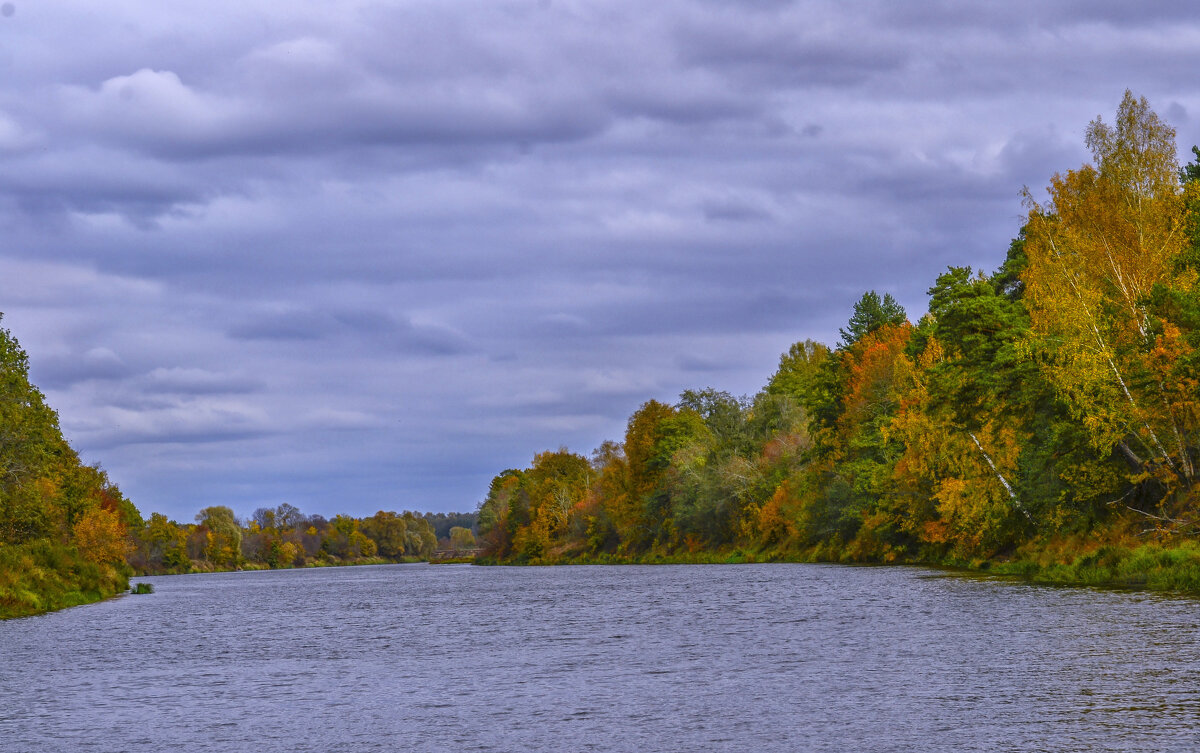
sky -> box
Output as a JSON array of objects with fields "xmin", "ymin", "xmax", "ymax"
[{"xmin": 3, "ymin": 1, "xmax": 1200, "ymax": 521}]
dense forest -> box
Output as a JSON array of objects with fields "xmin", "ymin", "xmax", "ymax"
[{"xmin": 477, "ymin": 93, "xmax": 1200, "ymax": 587}]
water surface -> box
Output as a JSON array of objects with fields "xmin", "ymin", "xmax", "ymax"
[{"xmin": 2, "ymin": 563, "xmax": 1199, "ymax": 752}]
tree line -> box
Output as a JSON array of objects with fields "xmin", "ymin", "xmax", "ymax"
[
  {"xmin": 131, "ymin": 505, "xmax": 446, "ymax": 573},
  {"xmin": 478, "ymin": 92, "xmax": 1200, "ymax": 569}
]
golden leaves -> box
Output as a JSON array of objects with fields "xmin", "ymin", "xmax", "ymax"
[
  {"xmin": 72, "ymin": 507, "xmax": 129, "ymax": 566},
  {"xmin": 1022, "ymin": 92, "xmax": 1193, "ymax": 471}
]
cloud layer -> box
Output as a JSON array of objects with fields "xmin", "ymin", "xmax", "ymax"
[{"xmin": 3, "ymin": 0, "xmax": 1200, "ymax": 519}]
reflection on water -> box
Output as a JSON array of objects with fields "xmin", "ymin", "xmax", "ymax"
[{"xmin": 2, "ymin": 563, "xmax": 1199, "ymax": 752}]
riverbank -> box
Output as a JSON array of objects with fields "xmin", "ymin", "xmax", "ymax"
[
  {"xmin": 134, "ymin": 553, "xmax": 427, "ymax": 577},
  {"xmin": 0, "ymin": 539, "xmax": 130, "ymax": 620},
  {"xmin": 476, "ymin": 535, "xmax": 1200, "ymax": 595},
  {"xmin": 980, "ymin": 539, "xmax": 1200, "ymax": 592},
  {"xmin": 0, "ymin": 551, "xmax": 432, "ymax": 620},
  {"xmin": 12, "ymin": 535, "xmax": 1200, "ymax": 621}
]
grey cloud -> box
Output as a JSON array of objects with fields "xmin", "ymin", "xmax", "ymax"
[
  {"xmin": 678, "ymin": 354, "xmax": 736, "ymax": 373},
  {"xmin": 1049, "ymin": 0, "xmax": 1200, "ymax": 27},
  {"xmin": 997, "ymin": 127, "xmax": 1085, "ymax": 187},
  {"xmin": 226, "ymin": 307, "xmax": 408, "ymax": 342},
  {"xmin": 675, "ymin": 12, "xmax": 908, "ymax": 87},
  {"xmin": 536, "ymin": 313, "xmax": 589, "ymax": 333},
  {"xmin": 74, "ymin": 404, "xmax": 275, "ymax": 449},
  {"xmin": 879, "ymin": 0, "xmax": 1199, "ymax": 31},
  {"xmin": 693, "ymin": 0, "xmax": 798, "ymax": 10},
  {"xmin": 141, "ymin": 367, "xmax": 264, "ymax": 395},
  {"xmin": 227, "ymin": 310, "xmax": 332, "ymax": 341},
  {"xmin": 393, "ymin": 320, "xmax": 474, "ymax": 356},
  {"xmin": 0, "ymin": 147, "xmax": 206, "ymax": 220},
  {"xmin": 227, "ymin": 306, "xmax": 474, "ymax": 355},
  {"xmin": 701, "ymin": 198, "xmax": 775, "ymax": 223},
  {"xmin": 48, "ymin": 20, "xmax": 620, "ymax": 162},
  {"xmin": 34, "ymin": 346, "xmax": 133, "ymax": 388},
  {"xmin": 854, "ymin": 155, "xmax": 1011, "ymax": 205},
  {"xmin": 9, "ymin": 0, "xmax": 1200, "ymax": 520}
]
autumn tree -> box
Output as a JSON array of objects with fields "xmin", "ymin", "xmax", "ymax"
[
  {"xmin": 577, "ymin": 441, "xmax": 624, "ymax": 554},
  {"xmin": 401, "ymin": 512, "xmax": 437, "ymax": 558},
  {"xmin": 196, "ymin": 505, "xmax": 242, "ymax": 568},
  {"xmin": 361, "ymin": 510, "xmax": 410, "ymax": 558},
  {"xmin": 449, "ymin": 526, "xmax": 476, "ymax": 550},
  {"xmin": 766, "ymin": 340, "xmax": 830, "ymax": 403},
  {"xmin": 1022, "ymin": 90, "xmax": 1199, "ymax": 514},
  {"xmin": 73, "ymin": 506, "xmax": 130, "ymax": 566},
  {"xmin": 137, "ymin": 512, "xmax": 189, "ymax": 572},
  {"xmin": 477, "ymin": 469, "xmax": 525, "ymax": 558},
  {"xmin": 515, "ymin": 449, "xmax": 592, "ymax": 558}
]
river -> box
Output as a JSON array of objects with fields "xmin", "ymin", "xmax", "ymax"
[{"xmin": 2, "ymin": 563, "xmax": 1199, "ymax": 752}]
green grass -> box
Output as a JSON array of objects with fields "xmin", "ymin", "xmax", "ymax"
[
  {"xmin": 974, "ymin": 541, "xmax": 1200, "ymax": 592},
  {"xmin": 0, "ymin": 539, "xmax": 130, "ymax": 619},
  {"xmin": 480, "ymin": 537, "xmax": 1200, "ymax": 596}
]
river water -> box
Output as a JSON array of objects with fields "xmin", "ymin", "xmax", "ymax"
[{"xmin": 2, "ymin": 563, "xmax": 1199, "ymax": 752}]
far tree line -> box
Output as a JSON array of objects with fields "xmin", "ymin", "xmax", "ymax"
[{"xmin": 131, "ymin": 505, "xmax": 480, "ymax": 574}]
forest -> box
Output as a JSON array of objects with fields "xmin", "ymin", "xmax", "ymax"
[{"xmin": 476, "ymin": 92, "xmax": 1200, "ymax": 588}]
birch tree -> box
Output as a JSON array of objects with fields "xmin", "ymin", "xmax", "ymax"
[{"xmin": 1022, "ymin": 91, "xmax": 1197, "ymax": 495}]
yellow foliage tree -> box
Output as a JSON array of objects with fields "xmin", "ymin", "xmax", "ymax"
[
  {"xmin": 1022, "ymin": 90, "xmax": 1198, "ymax": 492},
  {"xmin": 73, "ymin": 507, "xmax": 130, "ymax": 566}
]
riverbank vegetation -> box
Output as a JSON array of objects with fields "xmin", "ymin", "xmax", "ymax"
[{"xmin": 477, "ymin": 92, "xmax": 1200, "ymax": 593}]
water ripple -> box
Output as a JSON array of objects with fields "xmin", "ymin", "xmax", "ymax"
[{"xmin": 2, "ymin": 563, "xmax": 1200, "ymax": 752}]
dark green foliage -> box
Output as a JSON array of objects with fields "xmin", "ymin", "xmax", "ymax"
[
  {"xmin": 800, "ymin": 476, "xmax": 860, "ymax": 545},
  {"xmin": 1180, "ymin": 145, "xmax": 1200, "ymax": 184},
  {"xmin": 839, "ymin": 291, "xmax": 906, "ymax": 348},
  {"xmin": 926, "ymin": 264, "xmax": 1032, "ymax": 429},
  {"xmin": 676, "ymin": 389, "xmax": 753, "ymax": 458}
]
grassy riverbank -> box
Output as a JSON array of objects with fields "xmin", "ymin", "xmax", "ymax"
[
  {"xmin": 0, "ymin": 540, "xmax": 130, "ymax": 620},
  {"xmin": 11, "ymin": 535, "xmax": 1200, "ymax": 622},
  {"xmin": 980, "ymin": 540, "xmax": 1200, "ymax": 592},
  {"xmin": 477, "ymin": 536, "xmax": 1200, "ymax": 595},
  {"xmin": 0, "ymin": 551, "xmax": 432, "ymax": 620},
  {"xmin": 135, "ymin": 553, "xmax": 428, "ymax": 576}
]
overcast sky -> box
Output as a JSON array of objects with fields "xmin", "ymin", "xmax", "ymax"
[{"xmin": 3, "ymin": 1, "xmax": 1200, "ymax": 521}]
